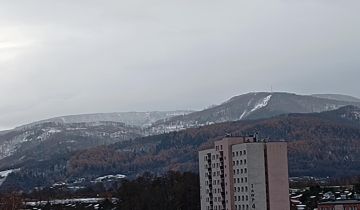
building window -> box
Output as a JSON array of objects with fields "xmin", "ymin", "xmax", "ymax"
[{"xmin": 244, "ymin": 168, "xmax": 247, "ymax": 173}]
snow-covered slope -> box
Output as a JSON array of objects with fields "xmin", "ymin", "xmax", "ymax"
[
  {"xmin": 1, "ymin": 92, "xmax": 359, "ymax": 177},
  {"xmin": 17, "ymin": 110, "xmax": 193, "ymax": 130},
  {"xmin": 0, "ymin": 110, "xmax": 193, "ymax": 166},
  {"xmin": 0, "ymin": 169, "xmax": 19, "ymax": 186},
  {"xmin": 0, "ymin": 121, "xmax": 145, "ymax": 167},
  {"xmin": 150, "ymin": 92, "xmax": 360, "ymax": 133}
]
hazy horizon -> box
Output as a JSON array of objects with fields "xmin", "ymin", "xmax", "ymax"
[
  {"xmin": 1, "ymin": 91, "xmax": 359, "ymax": 130},
  {"xmin": 1, "ymin": 0, "xmax": 360, "ymax": 129}
]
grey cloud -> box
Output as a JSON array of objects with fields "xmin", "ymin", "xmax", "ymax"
[{"xmin": 0, "ymin": 0, "xmax": 359, "ymax": 129}]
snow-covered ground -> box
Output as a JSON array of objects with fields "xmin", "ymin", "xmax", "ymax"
[
  {"xmin": 250, "ymin": 94, "xmax": 272, "ymax": 112},
  {"xmin": 25, "ymin": 198, "xmax": 118, "ymax": 206},
  {"xmin": 0, "ymin": 169, "xmax": 19, "ymax": 186},
  {"xmin": 239, "ymin": 94, "xmax": 272, "ymax": 120},
  {"xmin": 94, "ymin": 174, "xmax": 126, "ymax": 183}
]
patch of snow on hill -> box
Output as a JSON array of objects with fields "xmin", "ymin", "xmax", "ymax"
[
  {"xmin": 341, "ymin": 111, "xmax": 360, "ymax": 120},
  {"xmin": 325, "ymin": 104, "xmax": 339, "ymax": 111},
  {"xmin": 239, "ymin": 110, "xmax": 247, "ymax": 120},
  {"xmin": 250, "ymin": 95, "xmax": 272, "ymax": 113},
  {"xmin": 0, "ymin": 169, "xmax": 19, "ymax": 186},
  {"xmin": 94, "ymin": 174, "xmax": 126, "ymax": 183},
  {"xmin": 353, "ymin": 111, "xmax": 360, "ymax": 120},
  {"xmin": 247, "ymin": 98, "xmax": 254, "ymax": 106}
]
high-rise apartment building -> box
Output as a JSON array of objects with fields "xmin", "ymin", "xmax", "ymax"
[{"xmin": 199, "ymin": 135, "xmax": 290, "ymax": 210}]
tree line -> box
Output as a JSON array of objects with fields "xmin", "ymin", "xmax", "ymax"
[{"xmin": 1, "ymin": 171, "xmax": 201, "ymax": 210}]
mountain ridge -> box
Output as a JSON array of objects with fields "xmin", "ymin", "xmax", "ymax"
[
  {"xmin": 13, "ymin": 110, "xmax": 193, "ymax": 131},
  {"xmin": 149, "ymin": 92, "xmax": 360, "ymax": 133},
  {"xmin": 1, "ymin": 92, "xmax": 360, "ymax": 191},
  {"xmin": 1, "ymin": 105, "xmax": 360, "ymax": 191},
  {"xmin": 312, "ymin": 94, "xmax": 360, "ymax": 103},
  {"xmin": 1, "ymin": 92, "xmax": 359, "ymax": 166}
]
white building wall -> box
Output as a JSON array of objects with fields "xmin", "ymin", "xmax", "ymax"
[
  {"xmin": 233, "ymin": 143, "xmax": 266, "ymax": 210},
  {"xmin": 199, "ymin": 137, "xmax": 289, "ymax": 210},
  {"xmin": 232, "ymin": 143, "xmax": 251, "ymax": 210},
  {"xmin": 240, "ymin": 143, "xmax": 267, "ymax": 210}
]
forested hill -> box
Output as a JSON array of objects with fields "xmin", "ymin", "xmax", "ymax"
[
  {"xmin": 149, "ymin": 92, "xmax": 360, "ymax": 133},
  {"xmin": 2, "ymin": 106, "xmax": 360, "ymax": 191}
]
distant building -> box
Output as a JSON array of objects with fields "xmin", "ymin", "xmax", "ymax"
[
  {"xmin": 318, "ymin": 200, "xmax": 360, "ymax": 210},
  {"xmin": 198, "ymin": 135, "xmax": 290, "ymax": 210}
]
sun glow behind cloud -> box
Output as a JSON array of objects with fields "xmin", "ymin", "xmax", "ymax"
[
  {"xmin": 0, "ymin": 41, "xmax": 34, "ymax": 62},
  {"xmin": 0, "ymin": 26, "xmax": 37, "ymax": 63}
]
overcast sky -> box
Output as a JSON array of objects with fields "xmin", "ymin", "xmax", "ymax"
[{"xmin": 0, "ymin": 0, "xmax": 359, "ymax": 129}]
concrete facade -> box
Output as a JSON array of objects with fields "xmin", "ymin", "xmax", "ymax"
[
  {"xmin": 199, "ymin": 136, "xmax": 290, "ymax": 210},
  {"xmin": 266, "ymin": 142, "xmax": 290, "ymax": 210}
]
